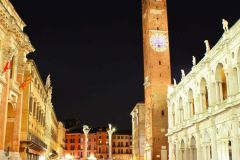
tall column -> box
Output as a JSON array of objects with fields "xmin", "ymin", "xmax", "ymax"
[
  {"xmin": 236, "ymin": 67, "xmax": 240, "ymax": 92},
  {"xmin": 203, "ymin": 145, "xmax": 207, "ymax": 160},
  {"xmin": 220, "ymin": 139, "xmax": 229, "ymax": 160},
  {"xmin": 168, "ymin": 141, "xmax": 173, "ymax": 160},
  {"xmin": 231, "ymin": 116, "xmax": 240, "ymax": 160},
  {"xmin": 107, "ymin": 123, "xmax": 116, "ymax": 160},
  {"xmin": 176, "ymin": 142, "xmax": 179, "ymax": 160},
  {"xmin": 219, "ymin": 83, "xmax": 223, "ymax": 102},
  {"xmin": 196, "ymin": 133, "xmax": 202, "ymax": 160},
  {"xmin": 188, "ymin": 102, "xmax": 192, "ymax": 119},
  {"xmin": 215, "ymin": 82, "xmax": 220, "ymax": 103},
  {"xmin": 83, "ymin": 125, "xmax": 91, "ymax": 160},
  {"xmin": 199, "ymin": 93, "xmax": 203, "ymax": 113},
  {"xmin": 210, "ymin": 125, "xmax": 218, "ymax": 160},
  {"xmin": 184, "ymin": 139, "xmax": 189, "ymax": 160}
]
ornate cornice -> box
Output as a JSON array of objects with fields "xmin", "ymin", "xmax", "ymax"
[{"xmin": 0, "ymin": 7, "xmax": 35, "ymax": 54}]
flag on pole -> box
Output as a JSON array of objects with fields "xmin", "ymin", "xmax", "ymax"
[
  {"xmin": 2, "ymin": 57, "xmax": 12, "ymax": 74},
  {"xmin": 20, "ymin": 74, "xmax": 33, "ymax": 90}
]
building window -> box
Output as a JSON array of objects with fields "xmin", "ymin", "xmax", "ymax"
[
  {"xmin": 71, "ymin": 145, "xmax": 74, "ymax": 150},
  {"xmin": 29, "ymin": 97, "xmax": 33, "ymax": 113},
  {"xmin": 229, "ymin": 141, "xmax": 232, "ymax": 160}
]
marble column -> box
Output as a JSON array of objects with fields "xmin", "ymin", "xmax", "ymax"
[
  {"xmin": 220, "ymin": 139, "xmax": 229, "ymax": 160},
  {"xmin": 236, "ymin": 67, "xmax": 240, "ymax": 92},
  {"xmin": 168, "ymin": 142, "xmax": 173, "ymax": 160},
  {"xmin": 176, "ymin": 142, "xmax": 180, "ymax": 160},
  {"xmin": 210, "ymin": 126, "xmax": 218, "ymax": 160},
  {"xmin": 107, "ymin": 124, "xmax": 116, "ymax": 160},
  {"xmin": 83, "ymin": 125, "xmax": 91, "ymax": 160},
  {"xmin": 196, "ymin": 133, "xmax": 202, "ymax": 160},
  {"xmin": 231, "ymin": 117, "xmax": 240, "ymax": 160},
  {"xmin": 215, "ymin": 82, "xmax": 220, "ymax": 103}
]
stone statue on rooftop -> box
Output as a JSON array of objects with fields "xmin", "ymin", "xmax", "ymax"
[
  {"xmin": 192, "ymin": 56, "xmax": 196, "ymax": 66},
  {"xmin": 222, "ymin": 18, "xmax": 229, "ymax": 32},
  {"xmin": 181, "ymin": 69, "xmax": 185, "ymax": 79},
  {"xmin": 204, "ymin": 40, "xmax": 211, "ymax": 52},
  {"xmin": 173, "ymin": 78, "xmax": 177, "ymax": 86}
]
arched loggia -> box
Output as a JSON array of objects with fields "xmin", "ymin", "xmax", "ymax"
[
  {"xmin": 215, "ymin": 63, "xmax": 228, "ymax": 102},
  {"xmin": 200, "ymin": 78, "xmax": 209, "ymax": 112}
]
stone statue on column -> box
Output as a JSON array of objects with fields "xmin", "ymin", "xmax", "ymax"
[
  {"xmin": 222, "ymin": 19, "xmax": 229, "ymax": 32},
  {"xmin": 107, "ymin": 123, "xmax": 116, "ymax": 160},
  {"xmin": 45, "ymin": 74, "xmax": 53, "ymax": 102},
  {"xmin": 83, "ymin": 125, "xmax": 91, "ymax": 159}
]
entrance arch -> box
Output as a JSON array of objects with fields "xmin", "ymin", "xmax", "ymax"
[{"xmin": 4, "ymin": 102, "xmax": 17, "ymax": 151}]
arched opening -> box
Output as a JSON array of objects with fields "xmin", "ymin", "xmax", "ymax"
[
  {"xmin": 180, "ymin": 140, "xmax": 185, "ymax": 160},
  {"xmin": 4, "ymin": 102, "xmax": 16, "ymax": 151},
  {"xmin": 203, "ymin": 131, "xmax": 212, "ymax": 160},
  {"xmin": 188, "ymin": 89, "xmax": 195, "ymax": 117},
  {"xmin": 191, "ymin": 136, "xmax": 197, "ymax": 160},
  {"xmin": 215, "ymin": 63, "xmax": 228, "ymax": 101},
  {"xmin": 200, "ymin": 78, "xmax": 209, "ymax": 112},
  {"xmin": 179, "ymin": 97, "xmax": 184, "ymax": 123}
]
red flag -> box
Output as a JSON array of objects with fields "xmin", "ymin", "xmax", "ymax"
[
  {"xmin": 2, "ymin": 58, "xmax": 12, "ymax": 74},
  {"xmin": 20, "ymin": 74, "xmax": 32, "ymax": 90}
]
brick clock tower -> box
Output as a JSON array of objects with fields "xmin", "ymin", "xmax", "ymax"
[{"xmin": 141, "ymin": 0, "xmax": 171, "ymax": 160}]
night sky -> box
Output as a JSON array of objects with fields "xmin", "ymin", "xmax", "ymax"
[{"xmin": 10, "ymin": 0, "xmax": 239, "ymax": 129}]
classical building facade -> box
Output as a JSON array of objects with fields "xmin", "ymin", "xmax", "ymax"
[
  {"xmin": 167, "ymin": 20, "xmax": 240, "ymax": 160},
  {"xmin": 0, "ymin": 0, "xmax": 65, "ymax": 159},
  {"xmin": 131, "ymin": 103, "xmax": 145, "ymax": 160},
  {"xmin": 65, "ymin": 127, "xmax": 132, "ymax": 160},
  {"xmin": 21, "ymin": 60, "xmax": 66, "ymax": 160},
  {"xmin": 112, "ymin": 131, "xmax": 132, "ymax": 160},
  {"xmin": 0, "ymin": 0, "xmax": 35, "ymax": 159}
]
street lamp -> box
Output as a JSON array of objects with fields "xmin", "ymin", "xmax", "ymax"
[
  {"xmin": 107, "ymin": 123, "xmax": 116, "ymax": 160},
  {"xmin": 65, "ymin": 154, "xmax": 73, "ymax": 160},
  {"xmin": 83, "ymin": 125, "xmax": 91, "ymax": 160}
]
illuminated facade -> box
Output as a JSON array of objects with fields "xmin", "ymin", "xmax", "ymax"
[
  {"xmin": 0, "ymin": 0, "xmax": 35, "ymax": 159},
  {"xmin": 131, "ymin": 103, "xmax": 145, "ymax": 160},
  {"xmin": 167, "ymin": 20, "xmax": 240, "ymax": 160},
  {"xmin": 112, "ymin": 131, "xmax": 132, "ymax": 160},
  {"xmin": 20, "ymin": 60, "xmax": 66, "ymax": 160},
  {"xmin": 0, "ymin": 0, "xmax": 65, "ymax": 159},
  {"xmin": 64, "ymin": 128, "xmax": 132, "ymax": 160}
]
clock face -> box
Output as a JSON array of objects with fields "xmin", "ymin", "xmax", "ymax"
[{"xmin": 150, "ymin": 33, "xmax": 168, "ymax": 52}]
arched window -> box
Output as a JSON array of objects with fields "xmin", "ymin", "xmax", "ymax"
[
  {"xmin": 5, "ymin": 102, "xmax": 17, "ymax": 151},
  {"xmin": 215, "ymin": 63, "xmax": 228, "ymax": 101},
  {"xmin": 200, "ymin": 78, "xmax": 209, "ymax": 112},
  {"xmin": 191, "ymin": 136, "xmax": 197, "ymax": 160},
  {"xmin": 180, "ymin": 140, "xmax": 185, "ymax": 160},
  {"xmin": 188, "ymin": 89, "xmax": 195, "ymax": 117}
]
